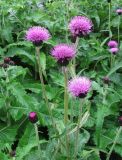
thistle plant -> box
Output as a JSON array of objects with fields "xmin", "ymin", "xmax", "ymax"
[
  {"xmin": 51, "ymin": 44, "xmax": 76, "ymax": 158},
  {"xmin": 26, "ymin": 26, "xmax": 55, "ymax": 126},
  {"xmin": 68, "ymin": 77, "xmax": 91, "ymax": 158}
]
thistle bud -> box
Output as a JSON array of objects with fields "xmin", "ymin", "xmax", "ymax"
[
  {"xmin": 118, "ymin": 116, "xmax": 122, "ymax": 126},
  {"xmin": 103, "ymin": 76, "xmax": 110, "ymax": 84},
  {"xmin": 4, "ymin": 57, "xmax": 11, "ymax": 63},
  {"xmin": 29, "ymin": 112, "xmax": 38, "ymax": 123}
]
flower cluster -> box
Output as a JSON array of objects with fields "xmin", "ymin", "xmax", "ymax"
[
  {"xmin": 107, "ymin": 40, "xmax": 119, "ymax": 55},
  {"xmin": 68, "ymin": 77, "xmax": 91, "ymax": 98},
  {"xmin": 69, "ymin": 16, "xmax": 93, "ymax": 37}
]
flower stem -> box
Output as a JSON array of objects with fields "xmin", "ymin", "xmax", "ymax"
[
  {"xmin": 35, "ymin": 47, "xmax": 65, "ymax": 149},
  {"xmin": 106, "ymin": 126, "xmax": 122, "ymax": 160},
  {"xmin": 35, "ymin": 47, "xmax": 54, "ymax": 126},
  {"xmin": 74, "ymin": 98, "xmax": 84, "ymax": 159},
  {"xmin": 34, "ymin": 123, "xmax": 41, "ymax": 159},
  {"xmin": 108, "ymin": 2, "xmax": 112, "ymax": 38},
  {"xmin": 65, "ymin": 0, "xmax": 70, "ymax": 43},
  {"xmin": 63, "ymin": 67, "xmax": 69, "ymax": 124},
  {"xmin": 73, "ymin": 37, "xmax": 79, "ymax": 75},
  {"xmin": 63, "ymin": 67, "xmax": 70, "ymax": 159},
  {"xmin": 118, "ymin": 16, "xmax": 120, "ymax": 44}
]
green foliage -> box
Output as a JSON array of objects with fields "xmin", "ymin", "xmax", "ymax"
[{"xmin": 0, "ymin": 0, "xmax": 122, "ymax": 159}]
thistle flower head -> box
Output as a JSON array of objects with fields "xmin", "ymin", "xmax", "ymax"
[
  {"xmin": 51, "ymin": 44, "xmax": 76, "ymax": 66},
  {"xmin": 69, "ymin": 16, "xmax": 93, "ymax": 37},
  {"xmin": 109, "ymin": 48, "xmax": 119, "ymax": 54},
  {"xmin": 108, "ymin": 40, "xmax": 118, "ymax": 48},
  {"xmin": 68, "ymin": 77, "xmax": 91, "ymax": 98},
  {"xmin": 116, "ymin": 9, "xmax": 122, "ymax": 15},
  {"xmin": 26, "ymin": 26, "xmax": 50, "ymax": 46},
  {"xmin": 29, "ymin": 112, "xmax": 38, "ymax": 123}
]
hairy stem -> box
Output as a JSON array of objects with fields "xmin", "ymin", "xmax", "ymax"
[
  {"xmin": 118, "ymin": 16, "xmax": 120, "ymax": 44},
  {"xmin": 64, "ymin": 67, "xmax": 69, "ymax": 124},
  {"xmin": 108, "ymin": 2, "xmax": 111, "ymax": 38},
  {"xmin": 73, "ymin": 37, "xmax": 79, "ymax": 75},
  {"xmin": 106, "ymin": 126, "xmax": 122, "ymax": 160},
  {"xmin": 74, "ymin": 99, "xmax": 84, "ymax": 159},
  {"xmin": 63, "ymin": 67, "xmax": 70, "ymax": 159},
  {"xmin": 35, "ymin": 47, "xmax": 54, "ymax": 126},
  {"xmin": 65, "ymin": 0, "xmax": 70, "ymax": 43}
]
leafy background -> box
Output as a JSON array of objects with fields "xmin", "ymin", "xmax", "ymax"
[{"xmin": 0, "ymin": 0, "xmax": 122, "ymax": 159}]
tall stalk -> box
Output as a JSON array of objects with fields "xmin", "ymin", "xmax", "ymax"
[
  {"xmin": 106, "ymin": 126, "xmax": 122, "ymax": 160},
  {"xmin": 118, "ymin": 16, "xmax": 120, "ymax": 44},
  {"xmin": 64, "ymin": 67, "xmax": 69, "ymax": 124},
  {"xmin": 35, "ymin": 47, "xmax": 54, "ymax": 127},
  {"xmin": 65, "ymin": 0, "xmax": 70, "ymax": 43},
  {"xmin": 73, "ymin": 37, "xmax": 79, "ymax": 75},
  {"xmin": 63, "ymin": 67, "xmax": 70, "ymax": 159},
  {"xmin": 74, "ymin": 99, "xmax": 84, "ymax": 159},
  {"xmin": 108, "ymin": 2, "xmax": 111, "ymax": 38}
]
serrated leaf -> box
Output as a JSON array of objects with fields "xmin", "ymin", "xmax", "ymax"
[
  {"xmin": 7, "ymin": 47, "xmax": 35, "ymax": 63},
  {"xmin": 0, "ymin": 125, "xmax": 18, "ymax": 150},
  {"xmin": 107, "ymin": 62, "xmax": 122, "ymax": 76},
  {"xmin": 114, "ymin": 145, "xmax": 122, "ymax": 157}
]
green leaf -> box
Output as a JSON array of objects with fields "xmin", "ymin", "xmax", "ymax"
[
  {"xmin": 0, "ymin": 125, "xmax": 18, "ymax": 150},
  {"xmin": 7, "ymin": 47, "xmax": 35, "ymax": 63},
  {"xmin": 107, "ymin": 62, "xmax": 122, "ymax": 76},
  {"xmin": 95, "ymin": 105, "xmax": 106, "ymax": 146},
  {"xmin": 114, "ymin": 145, "xmax": 122, "ymax": 157},
  {"xmin": 1, "ymin": 27, "xmax": 13, "ymax": 43},
  {"xmin": 16, "ymin": 124, "xmax": 47, "ymax": 159},
  {"xmin": 0, "ymin": 98, "xmax": 5, "ymax": 109},
  {"xmin": 0, "ymin": 152, "xmax": 8, "ymax": 160},
  {"xmin": 8, "ymin": 82, "xmax": 39, "ymax": 111}
]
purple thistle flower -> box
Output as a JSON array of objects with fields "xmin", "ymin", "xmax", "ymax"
[
  {"xmin": 51, "ymin": 44, "xmax": 76, "ymax": 66},
  {"xmin": 107, "ymin": 40, "xmax": 118, "ymax": 48},
  {"xmin": 29, "ymin": 112, "xmax": 38, "ymax": 123},
  {"xmin": 109, "ymin": 48, "xmax": 119, "ymax": 55},
  {"xmin": 26, "ymin": 26, "xmax": 50, "ymax": 46},
  {"xmin": 69, "ymin": 16, "xmax": 93, "ymax": 37},
  {"xmin": 116, "ymin": 9, "xmax": 122, "ymax": 15},
  {"xmin": 68, "ymin": 77, "xmax": 91, "ymax": 98}
]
